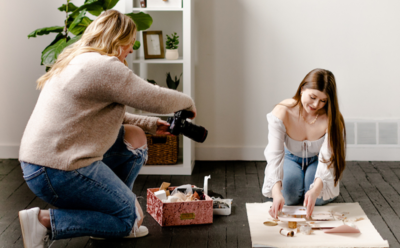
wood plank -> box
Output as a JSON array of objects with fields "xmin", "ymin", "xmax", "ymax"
[
  {"xmin": 379, "ymin": 161, "xmax": 400, "ymax": 169},
  {"xmin": 0, "ymin": 183, "xmax": 37, "ymax": 234},
  {"xmin": 245, "ymin": 162, "xmax": 257, "ymax": 174},
  {"xmin": 0, "ymin": 159, "xmax": 19, "ymax": 175},
  {"xmin": 255, "ymin": 161, "xmax": 266, "ymax": 191},
  {"xmin": 339, "ymin": 180, "xmax": 353, "ymax": 203},
  {"xmin": 0, "ymin": 165, "xmax": 25, "ymax": 202},
  {"xmin": 371, "ymin": 161, "xmax": 400, "ymax": 195},
  {"xmin": 0, "ymin": 197, "xmax": 48, "ymax": 248},
  {"xmin": 343, "ymin": 162, "xmax": 399, "ymax": 246},
  {"xmin": 207, "ymin": 225, "xmax": 226, "ymax": 248},
  {"xmin": 357, "ymin": 162, "xmax": 400, "ymax": 218}
]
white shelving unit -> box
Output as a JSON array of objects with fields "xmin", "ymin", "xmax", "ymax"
[{"xmin": 118, "ymin": 0, "xmax": 195, "ymax": 175}]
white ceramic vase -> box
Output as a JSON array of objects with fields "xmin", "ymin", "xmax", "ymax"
[{"xmin": 165, "ymin": 49, "xmax": 179, "ymax": 60}]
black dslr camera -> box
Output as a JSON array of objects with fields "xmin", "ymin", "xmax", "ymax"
[{"xmin": 167, "ymin": 110, "xmax": 208, "ymax": 143}]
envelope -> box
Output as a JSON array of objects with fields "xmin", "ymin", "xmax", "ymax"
[{"xmin": 324, "ymin": 224, "xmax": 360, "ymax": 233}]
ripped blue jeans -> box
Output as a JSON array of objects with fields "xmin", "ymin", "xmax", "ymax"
[{"xmin": 20, "ymin": 125, "xmax": 148, "ymax": 240}]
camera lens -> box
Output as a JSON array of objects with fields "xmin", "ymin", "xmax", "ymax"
[{"xmin": 181, "ymin": 121, "xmax": 208, "ymax": 143}]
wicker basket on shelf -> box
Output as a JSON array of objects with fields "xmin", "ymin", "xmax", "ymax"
[{"xmin": 145, "ymin": 134, "xmax": 179, "ymax": 165}]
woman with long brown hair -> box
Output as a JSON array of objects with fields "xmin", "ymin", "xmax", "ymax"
[
  {"xmin": 18, "ymin": 10, "xmax": 196, "ymax": 248},
  {"xmin": 262, "ymin": 68, "xmax": 346, "ymax": 219}
]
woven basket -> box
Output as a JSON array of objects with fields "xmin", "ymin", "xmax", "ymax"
[{"xmin": 146, "ymin": 134, "xmax": 179, "ymax": 165}]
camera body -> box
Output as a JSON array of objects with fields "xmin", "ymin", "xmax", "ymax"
[{"xmin": 167, "ymin": 110, "xmax": 208, "ymax": 143}]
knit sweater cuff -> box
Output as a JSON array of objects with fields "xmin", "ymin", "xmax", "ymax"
[{"xmin": 123, "ymin": 112, "xmax": 159, "ymax": 134}]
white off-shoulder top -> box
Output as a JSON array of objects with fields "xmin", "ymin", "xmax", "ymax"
[{"xmin": 262, "ymin": 113, "xmax": 339, "ymax": 200}]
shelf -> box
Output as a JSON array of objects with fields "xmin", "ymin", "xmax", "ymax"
[
  {"xmin": 132, "ymin": 7, "xmax": 183, "ymax": 12},
  {"xmin": 139, "ymin": 159, "xmax": 195, "ymax": 175},
  {"xmin": 132, "ymin": 57, "xmax": 183, "ymax": 64}
]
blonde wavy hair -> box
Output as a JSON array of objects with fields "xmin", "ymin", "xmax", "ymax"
[{"xmin": 37, "ymin": 9, "xmax": 136, "ymax": 89}]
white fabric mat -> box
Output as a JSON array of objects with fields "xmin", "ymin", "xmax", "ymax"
[{"xmin": 246, "ymin": 202, "xmax": 389, "ymax": 248}]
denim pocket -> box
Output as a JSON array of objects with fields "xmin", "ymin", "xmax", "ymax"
[{"xmin": 22, "ymin": 163, "xmax": 58, "ymax": 205}]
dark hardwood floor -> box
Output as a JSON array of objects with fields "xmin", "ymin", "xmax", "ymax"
[{"xmin": 0, "ymin": 160, "xmax": 399, "ymax": 248}]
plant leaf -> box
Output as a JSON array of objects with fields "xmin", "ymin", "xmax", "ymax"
[
  {"xmin": 66, "ymin": 35, "xmax": 82, "ymax": 47},
  {"xmin": 133, "ymin": 40, "xmax": 140, "ymax": 50},
  {"xmin": 103, "ymin": 0, "xmax": 119, "ymax": 10},
  {"xmin": 147, "ymin": 79, "xmax": 157, "ymax": 85},
  {"xmin": 125, "ymin": 12, "xmax": 153, "ymax": 31},
  {"xmin": 28, "ymin": 26, "xmax": 64, "ymax": 38},
  {"xmin": 58, "ymin": 3, "xmax": 78, "ymax": 12},
  {"xmin": 41, "ymin": 35, "xmax": 69, "ymax": 66},
  {"xmin": 69, "ymin": 10, "xmax": 87, "ymax": 31},
  {"xmin": 71, "ymin": 0, "xmax": 104, "ymax": 17},
  {"xmin": 166, "ymin": 72, "xmax": 179, "ymax": 89},
  {"xmin": 69, "ymin": 16, "xmax": 92, "ymax": 35}
]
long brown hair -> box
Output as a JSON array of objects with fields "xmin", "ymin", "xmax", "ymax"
[
  {"xmin": 37, "ymin": 9, "xmax": 136, "ymax": 89},
  {"xmin": 290, "ymin": 68, "xmax": 346, "ymax": 186}
]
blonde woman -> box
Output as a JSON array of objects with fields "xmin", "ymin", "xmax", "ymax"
[
  {"xmin": 262, "ymin": 69, "xmax": 346, "ymax": 219},
  {"xmin": 18, "ymin": 10, "xmax": 196, "ymax": 247}
]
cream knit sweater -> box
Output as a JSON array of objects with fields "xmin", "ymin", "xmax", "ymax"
[{"xmin": 19, "ymin": 52, "xmax": 194, "ymax": 171}]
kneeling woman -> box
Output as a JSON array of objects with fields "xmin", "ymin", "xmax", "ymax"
[{"xmin": 262, "ymin": 69, "xmax": 346, "ymax": 219}]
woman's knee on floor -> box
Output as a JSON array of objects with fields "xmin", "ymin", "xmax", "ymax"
[{"xmin": 124, "ymin": 125, "xmax": 147, "ymax": 150}]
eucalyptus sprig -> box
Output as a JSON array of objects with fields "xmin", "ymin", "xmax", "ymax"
[{"xmin": 28, "ymin": 0, "xmax": 153, "ymax": 71}]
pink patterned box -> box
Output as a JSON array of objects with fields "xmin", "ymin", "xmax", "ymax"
[{"xmin": 147, "ymin": 187, "xmax": 213, "ymax": 226}]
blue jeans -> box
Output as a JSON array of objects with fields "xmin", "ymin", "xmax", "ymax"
[
  {"xmin": 282, "ymin": 148, "xmax": 336, "ymax": 206},
  {"xmin": 21, "ymin": 125, "xmax": 148, "ymax": 240}
]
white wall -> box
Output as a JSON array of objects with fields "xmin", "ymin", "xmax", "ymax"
[
  {"xmin": 1, "ymin": 0, "xmax": 400, "ymax": 160},
  {"xmin": 194, "ymin": 0, "xmax": 400, "ymax": 160}
]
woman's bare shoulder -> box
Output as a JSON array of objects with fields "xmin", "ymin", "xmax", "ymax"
[{"xmin": 271, "ymin": 99, "xmax": 295, "ymax": 121}]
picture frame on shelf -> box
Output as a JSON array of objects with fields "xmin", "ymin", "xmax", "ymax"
[
  {"xmin": 140, "ymin": 0, "xmax": 146, "ymax": 8},
  {"xmin": 143, "ymin": 31, "xmax": 165, "ymax": 59}
]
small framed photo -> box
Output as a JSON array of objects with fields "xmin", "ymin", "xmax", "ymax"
[{"xmin": 143, "ymin": 31, "xmax": 165, "ymax": 59}]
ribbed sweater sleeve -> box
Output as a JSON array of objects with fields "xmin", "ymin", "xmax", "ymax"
[
  {"xmin": 123, "ymin": 112, "xmax": 159, "ymax": 134},
  {"xmin": 90, "ymin": 55, "xmax": 194, "ymax": 114}
]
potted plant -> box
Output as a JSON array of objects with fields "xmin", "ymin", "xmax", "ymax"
[
  {"xmin": 27, "ymin": 0, "xmax": 153, "ymax": 71},
  {"xmin": 166, "ymin": 72, "xmax": 182, "ymax": 90},
  {"xmin": 165, "ymin": 32, "xmax": 179, "ymax": 60}
]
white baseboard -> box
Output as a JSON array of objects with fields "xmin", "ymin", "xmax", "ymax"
[
  {"xmin": 195, "ymin": 146, "xmax": 400, "ymax": 161},
  {"xmin": 2, "ymin": 145, "xmax": 400, "ymax": 161},
  {"xmin": 0, "ymin": 145, "xmax": 19, "ymax": 159}
]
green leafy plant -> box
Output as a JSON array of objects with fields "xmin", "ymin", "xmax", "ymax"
[
  {"xmin": 28, "ymin": 0, "xmax": 153, "ymax": 71},
  {"xmin": 166, "ymin": 72, "xmax": 182, "ymax": 90},
  {"xmin": 165, "ymin": 32, "xmax": 179, "ymax": 50},
  {"xmin": 147, "ymin": 79, "xmax": 157, "ymax": 85}
]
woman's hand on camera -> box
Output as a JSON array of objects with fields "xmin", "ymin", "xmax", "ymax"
[
  {"xmin": 156, "ymin": 119, "xmax": 171, "ymax": 135},
  {"xmin": 189, "ymin": 105, "xmax": 197, "ymax": 119}
]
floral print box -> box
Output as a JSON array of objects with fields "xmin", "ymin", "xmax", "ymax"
[{"xmin": 147, "ymin": 187, "xmax": 213, "ymax": 226}]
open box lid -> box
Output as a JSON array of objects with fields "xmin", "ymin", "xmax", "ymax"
[{"xmin": 204, "ymin": 175, "xmax": 211, "ymax": 196}]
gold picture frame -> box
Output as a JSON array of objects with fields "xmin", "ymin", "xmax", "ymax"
[{"xmin": 143, "ymin": 31, "xmax": 165, "ymax": 59}]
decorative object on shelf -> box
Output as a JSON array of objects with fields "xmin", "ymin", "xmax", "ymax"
[
  {"xmin": 166, "ymin": 72, "xmax": 182, "ymax": 89},
  {"xmin": 140, "ymin": 0, "xmax": 146, "ymax": 8},
  {"xmin": 147, "ymin": 79, "xmax": 157, "ymax": 85},
  {"xmin": 143, "ymin": 31, "xmax": 165, "ymax": 59},
  {"xmin": 165, "ymin": 32, "xmax": 179, "ymax": 60},
  {"xmin": 147, "ymin": 0, "xmax": 182, "ymax": 8},
  {"xmin": 27, "ymin": 0, "xmax": 153, "ymax": 71},
  {"xmin": 145, "ymin": 134, "xmax": 178, "ymax": 165}
]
